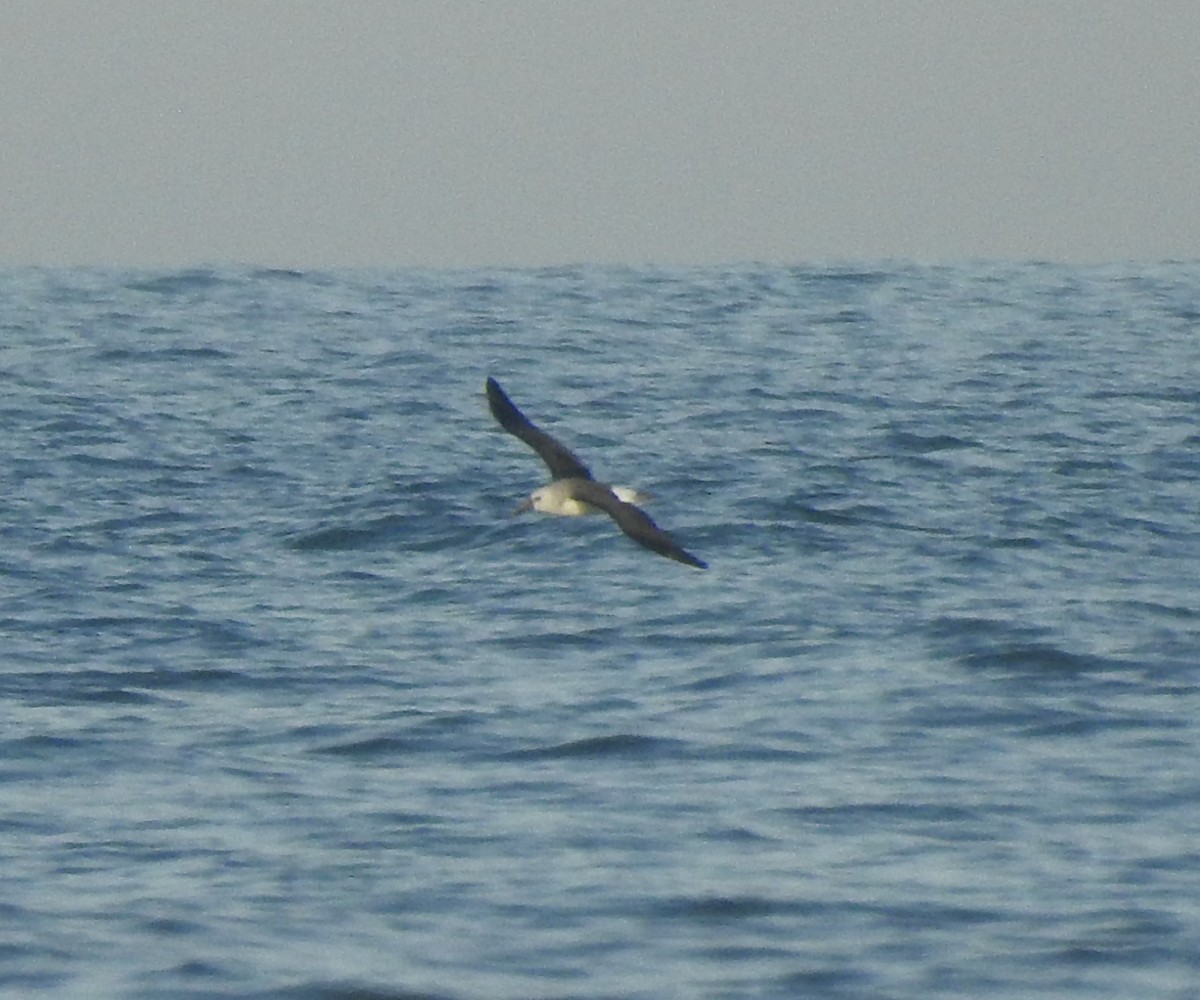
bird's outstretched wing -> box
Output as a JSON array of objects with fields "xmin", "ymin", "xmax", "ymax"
[
  {"xmin": 570, "ymin": 479, "xmax": 708, "ymax": 570},
  {"xmin": 486, "ymin": 377, "xmax": 593, "ymax": 481}
]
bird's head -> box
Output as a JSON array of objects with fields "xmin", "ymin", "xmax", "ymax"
[{"xmin": 511, "ymin": 489, "xmax": 542, "ymax": 516}]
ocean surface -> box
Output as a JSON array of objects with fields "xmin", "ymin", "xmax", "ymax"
[{"xmin": 2, "ymin": 261, "xmax": 1199, "ymax": 1000}]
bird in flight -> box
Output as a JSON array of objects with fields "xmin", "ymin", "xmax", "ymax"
[{"xmin": 486, "ymin": 377, "xmax": 707, "ymax": 569}]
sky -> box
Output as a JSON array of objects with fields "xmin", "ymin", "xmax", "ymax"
[{"xmin": 3, "ymin": 2, "xmax": 1198, "ymax": 267}]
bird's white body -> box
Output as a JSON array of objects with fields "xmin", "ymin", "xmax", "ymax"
[{"xmin": 520, "ymin": 479, "xmax": 652, "ymax": 516}]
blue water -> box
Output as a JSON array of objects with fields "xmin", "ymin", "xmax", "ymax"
[{"xmin": 2, "ymin": 262, "xmax": 1199, "ymax": 999}]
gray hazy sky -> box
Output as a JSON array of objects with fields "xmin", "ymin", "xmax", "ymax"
[{"xmin": 3, "ymin": 2, "xmax": 1198, "ymax": 267}]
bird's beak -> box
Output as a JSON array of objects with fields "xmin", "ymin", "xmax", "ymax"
[{"xmin": 511, "ymin": 497, "xmax": 534, "ymax": 516}]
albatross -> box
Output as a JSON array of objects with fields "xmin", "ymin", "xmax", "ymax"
[{"xmin": 486, "ymin": 377, "xmax": 707, "ymax": 569}]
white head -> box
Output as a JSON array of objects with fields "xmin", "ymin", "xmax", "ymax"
[{"xmin": 512, "ymin": 488, "xmax": 544, "ymax": 515}]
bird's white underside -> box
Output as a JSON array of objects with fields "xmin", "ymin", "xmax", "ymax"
[{"xmin": 530, "ymin": 482, "xmax": 651, "ymax": 516}]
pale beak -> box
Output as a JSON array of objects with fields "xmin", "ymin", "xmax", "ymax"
[{"xmin": 511, "ymin": 497, "xmax": 534, "ymax": 516}]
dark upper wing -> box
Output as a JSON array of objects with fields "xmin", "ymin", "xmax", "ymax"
[
  {"xmin": 570, "ymin": 480, "xmax": 708, "ymax": 570},
  {"xmin": 486, "ymin": 377, "xmax": 593, "ymax": 481}
]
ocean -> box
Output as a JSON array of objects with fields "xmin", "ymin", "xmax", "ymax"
[{"xmin": 2, "ymin": 262, "xmax": 1198, "ymax": 999}]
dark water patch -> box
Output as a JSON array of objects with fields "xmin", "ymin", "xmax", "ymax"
[
  {"xmin": 79, "ymin": 509, "xmax": 199, "ymax": 540},
  {"xmin": 897, "ymin": 698, "xmax": 1070, "ymax": 735},
  {"xmin": 28, "ymin": 411, "xmax": 103, "ymax": 437},
  {"xmin": 697, "ymin": 742, "xmax": 817, "ymax": 764},
  {"xmin": 791, "ymin": 501, "xmax": 892, "ymax": 528},
  {"xmin": 101, "ymin": 665, "xmax": 246, "ymax": 692},
  {"xmin": 986, "ymin": 534, "xmax": 1042, "ymax": 549},
  {"xmin": 58, "ymin": 450, "xmax": 187, "ymax": 474},
  {"xmin": 886, "ymin": 429, "xmax": 979, "ymax": 454},
  {"xmin": 1048, "ymin": 908, "xmax": 1186, "ymax": 969},
  {"xmin": 1055, "ymin": 941, "xmax": 1176, "ymax": 967},
  {"xmin": 503, "ymin": 733, "xmax": 687, "ymax": 761},
  {"xmin": 138, "ymin": 915, "xmax": 205, "ymax": 937},
  {"xmin": 250, "ymin": 267, "xmax": 312, "ymax": 281},
  {"xmin": 1020, "ymin": 708, "xmax": 1186, "ymax": 739},
  {"xmin": 250, "ymin": 984, "xmax": 462, "ymax": 1000},
  {"xmin": 489, "ymin": 624, "xmax": 626, "ymax": 652},
  {"xmin": 790, "ymin": 264, "xmax": 891, "ymax": 286},
  {"xmin": 1030, "ymin": 429, "xmax": 1081, "ymax": 450},
  {"xmin": 1053, "ymin": 456, "xmax": 1131, "ymax": 479},
  {"xmin": 812, "ymin": 306, "xmax": 873, "ymax": 326},
  {"xmin": 650, "ymin": 893, "xmax": 823, "ymax": 921},
  {"xmin": 393, "ymin": 710, "xmax": 485, "ymax": 735},
  {"xmin": 32, "ymin": 613, "xmax": 268, "ymax": 657},
  {"xmin": 1130, "ymin": 850, "xmax": 1200, "ymax": 876},
  {"xmin": 161, "ymin": 959, "xmax": 231, "ymax": 982},
  {"xmin": 0, "ymin": 964, "xmax": 68, "ymax": 993},
  {"xmin": 125, "ymin": 269, "xmax": 229, "ymax": 296},
  {"xmin": 289, "ymin": 519, "xmax": 403, "ymax": 552},
  {"xmin": 311, "ymin": 735, "xmax": 426, "ymax": 759},
  {"xmin": 701, "ymin": 824, "xmax": 776, "ymax": 844},
  {"xmin": 773, "ymin": 966, "xmax": 878, "ymax": 997},
  {"xmin": 1106, "ymin": 512, "xmax": 1185, "ymax": 540},
  {"xmin": 1118, "ymin": 599, "xmax": 1200, "ymax": 621},
  {"xmin": 93, "ymin": 345, "xmax": 234, "ymax": 364},
  {"xmin": 5, "ymin": 733, "xmax": 91, "ymax": 754},
  {"xmin": 397, "ymin": 584, "xmax": 457, "ymax": 605},
  {"xmin": 53, "ymin": 836, "xmax": 199, "ymax": 869},
  {"xmin": 926, "ymin": 614, "xmax": 1049, "ymax": 655},
  {"xmin": 38, "ymin": 613, "xmax": 192, "ymax": 637},
  {"xmin": 784, "ymin": 800, "xmax": 978, "ymax": 829},
  {"xmin": 701, "ymin": 943, "xmax": 796, "ymax": 966},
  {"xmin": 1093, "ymin": 384, "xmax": 1200, "ymax": 404},
  {"xmin": 676, "ymin": 669, "xmax": 759, "ymax": 693},
  {"xmin": 308, "ymin": 710, "xmax": 485, "ymax": 759},
  {"xmin": 866, "ymin": 900, "xmax": 1003, "ymax": 931},
  {"xmin": 3, "ymin": 666, "xmax": 250, "ymax": 708},
  {"xmin": 958, "ymin": 643, "xmax": 1129, "ymax": 677},
  {"xmin": 66, "ymin": 684, "xmax": 158, "ymax": 706}
]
